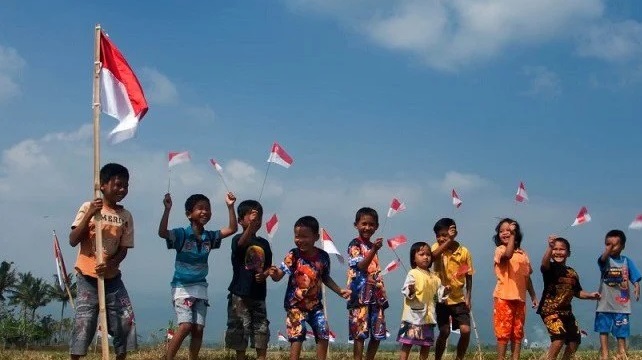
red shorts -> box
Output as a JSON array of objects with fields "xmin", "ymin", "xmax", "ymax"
[{"xmin": 493, "ymin": 298, "xmax": 525, "ymax": 343}]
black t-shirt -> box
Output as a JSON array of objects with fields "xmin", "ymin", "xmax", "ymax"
[
  {"xmin": 228, "ymin": 233, "xmax": 273, "ymax": 300},
  {"xmin": 537, "ymin": 261, "xmax": 582, "ymax": 316}
]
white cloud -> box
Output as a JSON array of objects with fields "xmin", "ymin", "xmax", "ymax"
[
  {"xmin": 0, "ymin": 44, "xmax": 26, "ymax": 102},
  {"xmin": 285, "ymin": 0, "xmax": 604, "ymax": 71},
  {"xmin": 522, "ymin": 66, "xmax": 562, "ymax": 98},
  {"xmin": 577, "ymin": 20, "xmax": 642, "ymax": 63},
  {"xmin": 141, "ymin": 67, "xmax": 179, "ymax": 105},
  {"xmin": 433, "ymin": 171, "xmax": 488, "ymax": 193}
]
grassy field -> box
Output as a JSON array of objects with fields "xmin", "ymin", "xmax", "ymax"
[{"xmin": 2, "ymin": 347, "xmax": 642, "ymax": 360}]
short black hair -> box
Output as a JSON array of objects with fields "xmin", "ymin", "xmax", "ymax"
[
  {"xmin": 100, "ymin": 163, "xmax": 129, "ymax": 185},
  {"xmin": 294, "ymin": 216, "xmax": 319, "ymax": 235},
  {"xmin": 354, "ymin": 207, "xmax": 379, "ymax": 225},
  {"xmin": 554, "ymin": 237, "xmax": 571, "ymax": 254},
  {"xmin": 409, "ymin": 241, "xmax": 432, "ymax": 269},
  {"xmin": 493, "ymin": 218, "xmax": 523, "ymax": 248},
  {"xmin": 237, "ymin": 200, "xmax": 263, "ymax": 219},
  {"xmin": 185, "ymin": 194, "xmax": 210, "ymax": 213},
  {"xmin": 606, "ymin": 229, "xmax": 627, "ymax": 247},
  {"xmin": 433, "ymin": 218, "xmax": 456, "ymax": 235}
]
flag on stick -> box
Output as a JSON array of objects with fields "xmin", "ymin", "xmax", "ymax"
[
  {"xmin": 387, "ymin": 234, "xmax": 407, "ymax": 250},
  {"xmin": 387, "ymin": 198, "xmax": 406, "ymax": 217},
  {"xmin": 321, "ymin": 229, "xmax": 345, "ymax": 264},
  {"xmin": 515, "ymin": 182, "xmax": 528, "ymax": 203},
  {"xmin": 168, "ymin": 151, "xmax": 190, "ymax": 167},
  {"xmin": 53, "ymin": 231, "xmax": 70, "ymax": 290},
  {"xmin": 452, "ymin": 189, "xmax": 462, "ymax": 208},
  {"xmin": 329, "ymin": 330, "xmax": 336, "ymax": 343},
  {"xmin": 209, "ymin": 159, "xmax": 223, "ymax": 172},
  {"xmin": 381, "ymin": 259, "xmax": 401, "ymax": 276},
  {"xmin": 166, "ymin": 329, "xmax": 174, "ymax": 340},
  {"xmin": 277, "ymin": 331, "xmax": 287, "ymax": 342},
  {"xmin": 267, "ymin": 142, "xmax": 293, "ymax": 168},
  {"xmin": 99, "ymin": 30, "xmax": 148, "ymax": 144},
  {"xmin": 629, "ymin": 215, "xmax": 642, "ymax": 230},
  {"xmin": 266, "ymin": 214, "xmax": 279, "ymax": 239},
  {"xmin": 571, "ymin": 206, "xmax": 591, "ymax": 226}
]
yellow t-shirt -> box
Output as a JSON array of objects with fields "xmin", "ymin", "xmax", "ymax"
[
  {"xmin": 401, "ymin": 268, "xmax": 441, "ymax": 325},
  {"xmin": 71, "ymin": 202, "xmax": 134, "ymax": 279},
  {"xmin": 431, "ymin": 242, "xmax": 474, "ymax": 305}
]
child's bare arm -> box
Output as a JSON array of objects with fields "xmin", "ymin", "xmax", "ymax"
[
  {"xmin": 357, "ymin": 238, "xmax": 383, "ymax": 271},
  {"xmin": 465, "ymin": 274, "xmax": 473, "ymax": 309},
  {"xmin": 599, "ymin": 243, "xmax": 613, "ymax": 264},
  {"xmin": 96, "ymin": 246, "xmax": 128, "ymax": 277},
  {"xmin": 70, "ymin": 199, "xmax": 103, "ymax": 247},
  {"xmin": 269, "ymin": 265, "xmax": 285, "ymax": 282},
  {"xmin": 432, "ymin": 225, "xmax": 457, "ymax": 257},
  {"xmin": 540, "ymin": 235, "xmax": 556, "ymax": 271},
  {"xmin": 220, "ymin": 192, "xmax": 238, "ymax": 238},
  {"xmin": 158, "ymin": 194, "xmax": 172, "ymax": 239},
  {"xmin": 323, "ymin": 276, "xmax": 351, "ymax": 299},
  {"xmin": 634, "ymin": 282, "xmax": 640, "ymax": 301},
  {"xmin": 578, "ymin": 290, "xmax": 600, "ymax": 300},
  {"xmin": 527, "ymin": 276, "xmax": 538, "ymax": 308},
  {"xmin": 237, "ymin": 210, "xmax": 260, "ymax": 248}
]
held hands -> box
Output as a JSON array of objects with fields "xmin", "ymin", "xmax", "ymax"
[
  {"xmin": 225, "ymin": 192, "xmax": 236, "ymax": 207},
  {"xmin": 163, "ymin": 193, "xmax": 172, "ymax": 209},
  {"xmin": 531, "ymin": 296, "xmax": 539, "ymax": 309},
  {"xmin": 373, "ymin": 238, "xmax": 383, "ymax": 251},
  {"xmin": 87, "ymin": 198, "xmax": 103, "ymax": 216},
  {"xmin": 339, "ymin": 288, "xmax": 352, "ymax": 299},
  {"xmin": 587, "ymin": 292, "xmax": 601, "ymax": 300},
  {"xmin": 255, "ymin": 269, "xmax": 269, "ymax": 283}
]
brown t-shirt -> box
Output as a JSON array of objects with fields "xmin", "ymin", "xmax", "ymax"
[{"xmin": 71, "ymin": 202, "xmax": 134, "ymax": 279}]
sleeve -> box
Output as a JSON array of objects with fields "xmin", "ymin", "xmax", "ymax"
[
  {"xmin": 322, "ymin": 251, "xmax": 331, "ymax": 281},
  {"xmin": 465, "ymin": 248, "xmax": 474, "ymax": 275},
  {"xmin": 401, "ymin": 271, "xmax": 416, "ymax": 299},
  {"xmin": 347, "ymin": 240, "xmax": 364, "ymax": 268},
  {"xmin": 120, "ymin": 210, "xmax": 134, "ymax": 248},
  {"xmin": 279, "ymin": 250, "xmax": 297, "ymax": 275},
  {"xmin": 71, "ymin": 202, "xmax": 90, "ymax": 229},
  {"xmin": 627, "ymin": 257, "xmax": 642, "ymax": 283},
  {"xmin": 597, "ymin": 255, "xmax": 607, "ymax": 272},
  {"xmin": 494, "ymin": 246, "xmax": 505, "ymax": 264},
  {"xmin": 208, "ymin": 230, "xmax": 223, "ymax": 250},
  {"xmin": 166, "ymin": 228, "xmax": 184, "ymax": 250}
]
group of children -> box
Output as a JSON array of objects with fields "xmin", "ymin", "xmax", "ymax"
[{"xmin": 67, "ymin": 163, "xmax": 640, "ymax": 360}]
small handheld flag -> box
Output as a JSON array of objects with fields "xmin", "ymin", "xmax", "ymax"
[
  {"xmin": 266, "ymin": 214, "xmax": 279, "ymax": 239},
  {"xmin": 452, "ymin": 189, "xmax": 462, "ymax": 208},
  {"xmin": 386, "ymin": 234, "xmax": 407, "ymax": 250},
  {"xmin": 571, "ymin": 206, "xmax": 591, "ymax": 226},
  {"xmin": 168, "ymin": 151, "xmax": 190, "ymax": 167},
  {"xmin": 629, "ymin": 215, "xmax": 642, "ymax": 230},
  {"xmin": 381, "ymin": 259, "xmax": 401, "ymax": 276},
  {"xmin": 515, "ymin": 182, "xmax": 528, "ymax": 203},
  {"xmin": 277, "ymin": 331, "xmax": 287, "ymax": 342},
  {"xmin": 387, "ymin": 198, "xmax": 406, "ymax": 217},
  {"xmin": 321, "ymin": 229, "xmax": 345, "ymax": 264},
  {"xmin": 267, "ymin": 142, "xmax": 293, "ymax": 168},
  {"xmin": 209, "ymin": 159, "xmax": 230, "ymax": 192}
]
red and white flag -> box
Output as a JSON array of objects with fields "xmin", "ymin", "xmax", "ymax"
[
  {"xmin": 267, "ymin": 142, "xmax": 293, "ymax": 168},
  {"xmin": 266, "ymin": 214, "xmax": 279, "ymax": 239},
  {"xmin": 387, "ymin": 234, "xmax": 407, "ymax": 250},
  {"xmin": 321, "ymin": 228, "xmax": 345, "ymax": 264},
  {"xmin": 452, "ymin": 189, "xmax": 462, "ymax": 208},
  {"xmin": 277, "ymin": 331, "xmax": 287, "ymax": 342},
  {"xmin": 209, "ymin": 159, "xmax": 223, "ymax": 173},
  {"xmin": 166, "ymin": 328, "xmax": 174, "ymax": 340},
  {"xmin": 381, "ymin": 259, "xmax": 401, "ymax": 275},
  {"xmin": 329, "ymin": 330, "xmax": 336, "ymax": 343},
  {"xmin": 515, "ymin": 182, "xmax": 528, "ymax": 203},
  {"xmin": 306, "ymin": 330, "xmax": 315, "ymax": 339},
  {"xmin": 571, "ymin": 206, "xmax": 591, "ymax": 226},
  {"xmin": 53, "ymin": 231, "xmax": 70, "ymax": 290},
  {"xmin": 629, "ymin": 215, "xmax": 642, "ymax": 230},
  {"xmin": 387, "ymin": 198, "xmax": 406, "ymax": 217},
  {"xmin": 99, "ymin": 30, "xmax": 149, "ymax": 144},
  {"xmin": 580, "ymin": 329, "xmax": 588, "ymax": 338},
  {"xmin": 168, "ymin": 151, "xmax": 190, "ymax": 167}
]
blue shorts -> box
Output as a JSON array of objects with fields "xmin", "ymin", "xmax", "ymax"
[
  {"xmin": 594, "ymin": 312, "xmax": 630, "ymax": 338},
  {"xmin": 174, "ymin": 297, "xmax": 209, "ymax": 326}
]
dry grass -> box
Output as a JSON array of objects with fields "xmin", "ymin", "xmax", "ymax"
[{"xmin": 2, "ymin": 347, "xmax": 642, "ymax": 360}]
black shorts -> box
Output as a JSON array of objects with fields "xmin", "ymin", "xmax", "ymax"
[
  {"xmin": 541, "ymin": 313, "xmax": 581, "ymax": 344},
  {"xmin": 436, "ymin": 302, "xmax": 470, "ymax": 330}
]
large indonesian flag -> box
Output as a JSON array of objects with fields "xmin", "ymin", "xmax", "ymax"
[
  {"xmin": 321, "ymin": 228, "xmax": 345, "ymax": 264},
  {"xmin": 99, "ymin": 30, "xmax": 149, "ymax": 144}
]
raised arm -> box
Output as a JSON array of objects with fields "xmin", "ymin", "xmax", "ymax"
[
  {"xmin": 432, "ymin": 225, "xmax": 457, "ymax": 257},
  {"xmin": 357, "ymin": 238, "xmax": 383, "ymax": 272},
  {"xmin": 528, "ymin": 275, "xmax": 538, "ymax": 308},
  {"xmin": 237, "ymin": 210, "xmax": 260, "ymax": 248},
  {"xmin": 157, "ymin": 194, "xmax": 172, "ymax": 240},
  {"xmin": 500, "ymin": 229, "xmax": 517, "ymax": 261},
  {"xmin": 540, "ymin": 235, "xmax": 556, "ymax": 271},
  {"xmin": 70, "ymin": 198, "xmax": 103, "ymax": 247},
  {"xmin": 219, "ymin": 192, "xmax": 238, "ymax": 238},
  {"xmin": 599, "ymin": 242, "xmax": 613, "ymax": 265}
]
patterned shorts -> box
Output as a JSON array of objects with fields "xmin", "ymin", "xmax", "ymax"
[
  {"xmin": 493, "ymin": 298, "xmax": 525, "ymax": 343},
  {"xmin": 69, "ymin": 273, "xmax": 136, "ymax": 356},
  {"xmin": 348, "ymin": 304, "xmax": 388, "ymax": 341},
  {"xmin": 225, "ymin": 293, "xmax": 270, "ymax": 350},
  {"xmin": 397, "ymin": 322, "xmax": 435, "ymax": 346},
  {"xmin": 174, "ymin": 297, "xmax": 208, "ymax": 326},
  {"xmin": 541, "ymin": 313, "xmax": 581, "ymax": 344},
  {"xmin": 286, "ymin": 307, "xmax": 329, "ymax": 342}
]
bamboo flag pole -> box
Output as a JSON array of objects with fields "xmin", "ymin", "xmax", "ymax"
[
  {"xmin": 92, "ymin": 23, "xmax": 110, "ymax": 360},
  {"xmin": 320, "ymin": 228, "xmax": 331, "ymax": 358}
]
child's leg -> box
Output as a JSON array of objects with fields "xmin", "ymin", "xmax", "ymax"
[
  {"xmin": 561, "ymin": 341, "xmax": 579, "ymax": 360},
  {"xmin": 365, "ymin": 305, "xmax": 386, "ymax": 360},
  {"xmin": 418, "ymin": 345, "xmax": 431, "ymax": 360},
  {"xmin": 189, "ymin": 324, "xmax": 205, "ymax": 360},
  {"xmin": 546, "ymin": 340, "xmax": 564, "ymax": 360},
  {"xmin": 69, "ymin": 274, "xmax": 99, "ymax": 360},
  {"xmin": 452, "ymin": 303, "xmax": 472, "ymax": 360},
  {"xmin": 348, "ymin": 306, "xmax": 368, "ymax": 360},
  {"xmin": 353, "ymin": 339, "xmax": 365, "ymax": 360},
  {"xmin": 398, "ymin": 344, "xmax": 412, "ymax": 360},
  {"xmin": 225, "ymin": 294, "xmax": 251, "ymax": 359},
  {"xmin": 250, "ymin": 299, "xmax": 270, "ymax": 360},
  {"xmin": 510, "ymin": 339, "xmax": 522, "ymax": 360},
  {"xmin": 493, "ymin": 298, "xmax": 511, "ymax": 360},
  {"xmin": 617, "ymin": 337, "xmax": 627, "ymax": 358},
  {"xmin": 105, "ymin": 276, "xmax": 135, "ymax": 360},
  {"xmin": 167, "ymin": 323, "xmax": 193, "ymax": 359},
  {"xmin": 510, "ymin": 300, "xmax": 526, "ymax": 360},
  {"xmin": 599, "ymin": 333, "xmax": 609, "ymax": 360},
  {"xmin": 289, "ymin": 341, "xmax": 303, "ymax": 360},
  {"xmin": 316, "ymin": 339, "xmax": 330, "ymax": 360},
  {"xmin": 496, "ymin": 341, "xmax": 508, "ymax": 360},
  {"xmin": 365, "ymin": 339, "xmax": 380, "ymax": 360},
  {"xmin": 434, "ymin": 303, "xmax": 451, "ymax": 360},
  {"xmin": 456, "ymin": 324, "xmax": 471, "ymax": 360}
]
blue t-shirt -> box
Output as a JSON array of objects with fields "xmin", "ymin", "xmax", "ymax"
[
  {"xmin": 166, "ymin": 226, "xmax": 222, "ymax": 288},
  {"xmin": 596, "ymin": 255, "xmax": 641, "ymax": 314}
]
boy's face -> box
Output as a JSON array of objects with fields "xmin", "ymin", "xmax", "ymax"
[
  {"xmin": 436, "ymin": 225, "xmax": 457, "ymax": 245},
  {"xmin": 551, "ymin": 241, "xmax": 569, "ymax": 263},
  {"xmin": 294, "ymin": 225, "xmax": 318, "ymax": 253},
  {"xmin": 187, "ymin": 200, "xmax": 211, "ymax": 226},
  {"xmin": 100, "ymin": 175, "xmax": 128, "ymax": 204},
  {"xmin": 354, "ymin": 215, "xmax": 378, "ymax": 241},
  {"xmin": 239, "ymin": 209, "xmax": 262, "ymax": 232},
  {"xmin": 605, "ymin": 236, "xmax": 624, "ymax": 256}
]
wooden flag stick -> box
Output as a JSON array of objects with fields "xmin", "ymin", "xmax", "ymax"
[
  {"xmin": 258, "ymin": 161, "xmax": 271, "ymax": 201},
  {"xmin": 92, "ymin": 23, "xmax": 110, "ymax": 360}
]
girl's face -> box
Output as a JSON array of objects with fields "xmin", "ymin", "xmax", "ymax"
[
  {"xmin": 551, "ymin": 241, "xmax": 569, "ymax": 263},
  {"xmin": 414, "ymin": 246, "xmax": 432, "ymax": 270},
  {"xmin": 498, "ymin": 221, "xmax": 516, "ymax": 245}
]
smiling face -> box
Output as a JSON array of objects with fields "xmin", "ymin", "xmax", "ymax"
[
  {"xmin": 354, "ymin": 214, "xmax": 378, "ymax": 241},
  {"xmin": 498, "ymin": 221, "xmax": 516, "ymax": 246},
  {"xmin": 100, "ymin": 175, "xmax": 129, "ymax": 206},
  {"xmin": 187, "ymin": 200, "xmax": 211, "ymax": 226},
  {"xmin": 294, "ymin": 225, "xmax": 319, "ymax": 253},
  {"xmin": 551, "ymin": 240, "xmax": 569, "ymax": 264}
]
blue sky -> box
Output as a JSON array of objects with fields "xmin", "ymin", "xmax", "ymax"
[{"xmin": 1, "ymin": 0, "xmax": 641, "ymax": 347}]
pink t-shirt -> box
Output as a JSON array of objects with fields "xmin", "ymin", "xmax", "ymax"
[{"xmin": 493, "ymin": 245, "xmax": 532, "ymax": 302}]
